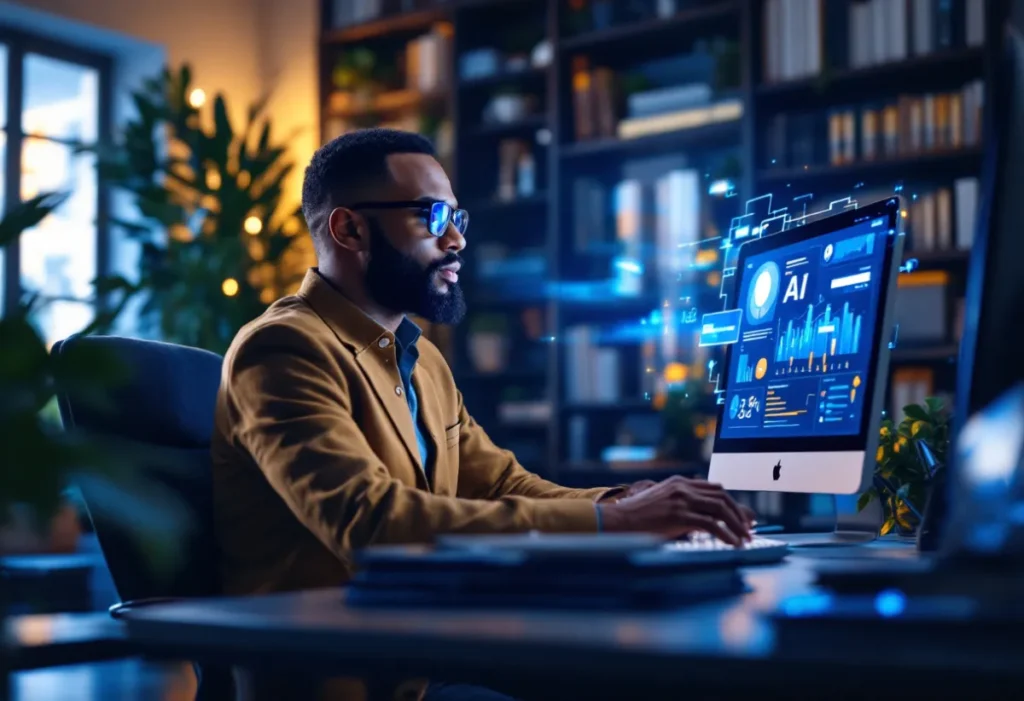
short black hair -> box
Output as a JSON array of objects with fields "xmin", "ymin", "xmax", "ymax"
[{"xmin": 301, "ymin": 128, "xmax": 436, "ymax": 255}]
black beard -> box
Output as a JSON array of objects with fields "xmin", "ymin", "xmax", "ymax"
[{"xmin": 364, "ymin": 218, "xmax": 467, "ymax": 325}]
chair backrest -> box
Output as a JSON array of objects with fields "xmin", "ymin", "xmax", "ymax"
[{"xmin": 51, "ymin": 335, "xmax": 224, "ymax": 604}]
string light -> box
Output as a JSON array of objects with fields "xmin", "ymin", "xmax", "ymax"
[
  {"xmin": 244, "ymin": 216, "xmax": 263, "ymax": 235},
  {"xmin": 188, "ymin": 88, "xmax": 206, "ymax": 108},
  {"xmin": 221, "ymin": 278, "xmax": 239, "ymax": 297}
]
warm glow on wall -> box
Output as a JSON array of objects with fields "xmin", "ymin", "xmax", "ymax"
[
  {"xmin": 188, "ymin": 88, "xmax": 206, "ymax": 108},
  {"xmin": 244, "ymin": 216, "xmax": 263, "ymax": 235},
  {"xmin": 221, "ymin": 277, "xmax": 239, "ymax": 297}
]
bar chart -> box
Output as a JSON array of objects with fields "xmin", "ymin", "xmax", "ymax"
[
  {"xmin": 737, "ymin": 353, "xmax": 753, "ymax": 383},
  {"xmin": 774, "ymin": 301, "xmax": 863, "ymax": 366}
]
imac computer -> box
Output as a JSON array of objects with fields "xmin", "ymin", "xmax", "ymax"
[{"xmin": 708, "ymin": 197, "xmax": 904, "ymax": 542}]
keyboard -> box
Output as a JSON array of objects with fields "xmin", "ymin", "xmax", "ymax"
[{"xmin": 665, "ymin": 533, "xmax": 790, "ymax": 565}]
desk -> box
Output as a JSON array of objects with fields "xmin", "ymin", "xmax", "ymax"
[{"xmin": 113, "ymin": 543, "xmax": 1024, "ymax": 699}]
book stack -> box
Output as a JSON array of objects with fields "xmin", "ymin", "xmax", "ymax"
[
  {"xmin": 763, "ymin": 80, "xmax": 983, "ymax": 169},
  {"xmin": 762, "ymin": 0, "xmax": 987, "ymax": 83},
  {"xmin": 570, "ymin": 57, "xmax": 618, "ymax": 142},
  {"xmin": 406, "ymin": 24, "xmax": 453, "ymax": 93},
  {"xmin": 762, "ymin": 0, "xmax": 823, "ymax": 83},
  {"xmin": 906, "ymin": 178, "xmax": 979, "ymax": 252}
]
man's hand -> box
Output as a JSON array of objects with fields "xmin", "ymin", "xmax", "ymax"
[
  {"xmin": 599, "ymin": 475, "xmax": 755, "ymax": 545},
  {"xmin": 622, "ymin": 480, "xmax": 657, "ymax": 498}
]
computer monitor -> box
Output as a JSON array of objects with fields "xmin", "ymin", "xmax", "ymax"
[{"xmin": 708, "ymin": 197, "xmax": 904, "ymax": 496}]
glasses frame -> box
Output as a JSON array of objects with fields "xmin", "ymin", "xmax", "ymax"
[{"xmin": 348, "ymin": 200, "xmax": 469, "ymax": 238}]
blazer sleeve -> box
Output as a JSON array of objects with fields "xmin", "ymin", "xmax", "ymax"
[
  {"xmin": 224, "ymin": 324, "xmax": 600, "ymax": 557},
  {"xmin": 453, "ymin": 393, "xmax": 626, "ymax": 503}
]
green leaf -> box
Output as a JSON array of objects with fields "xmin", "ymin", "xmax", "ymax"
[
  {"xmin": 903, "ymin": 403, "xmax": 930, "ymax": 422},
  {"xmin": 0, "ymin": 192, "xmax": 70, "ymax": 248},
  {"xmin": 857, "ymin": 489, "xmax": 877, "ymax": 511}
]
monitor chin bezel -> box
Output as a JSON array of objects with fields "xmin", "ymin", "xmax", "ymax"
[
  {"xmin": 710, "ymin": 196, "xmax": 902, "ymax": 461},
  {"xmin": 709, "ymin": 449, "xmax": 871, "ymax": 494}
]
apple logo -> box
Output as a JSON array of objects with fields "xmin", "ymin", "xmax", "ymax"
[{"xmin": 773, "ymin": 460, "xmax": 782, "ymax": 481}]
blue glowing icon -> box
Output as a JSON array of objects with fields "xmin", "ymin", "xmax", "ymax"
[
  {"xmin": 729, "ymin": 394, "xmax": 740, "ymax": 420},
  {"xmin": 746, "ymin": 261, "xmax": 780, "ymax": 326}
]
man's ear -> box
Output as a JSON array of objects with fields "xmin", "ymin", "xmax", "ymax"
[{"xmin": 327, "ymin": 207, "xmax": 366, "ymax": 253}]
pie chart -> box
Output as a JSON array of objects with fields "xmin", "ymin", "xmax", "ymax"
[{"xmin": 746, "ymin": 261, "xmax": 780, "ymax": 326}]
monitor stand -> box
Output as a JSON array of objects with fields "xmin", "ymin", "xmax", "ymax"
[{"xmin": 782, "ymin": 496, "xmax": 883, "ymax": 549}]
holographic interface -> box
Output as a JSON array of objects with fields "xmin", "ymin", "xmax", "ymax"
[{"xmin": 718, "ymin": 214, "xmax": 891, "ymax": 440}]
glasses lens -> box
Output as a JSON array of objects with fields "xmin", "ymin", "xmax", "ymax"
[
  {"xmin": 429, "ymin": 202, "xmax": 452, "ymax": 236},
  {"xmin": 452, "ymin": 209, "xmax": 468, "ymax": 235}
]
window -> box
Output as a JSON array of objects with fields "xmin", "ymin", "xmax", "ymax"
[{"xmin": 0, "ymin": 29, "xmax": 111, "ymax": 346}]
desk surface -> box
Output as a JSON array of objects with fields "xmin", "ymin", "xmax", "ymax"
[
  {"xmin": 4, "ymin": 612, "xmax": 129, "ymax": 671},
  {"xmin": 114, "ymin": 542, "xmax": 1023, "ymax": 697}
]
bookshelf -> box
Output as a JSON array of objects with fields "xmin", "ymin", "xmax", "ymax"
[{"xmin": 319, "ymin": 0, "xmax": 1000, "ymax": 512}]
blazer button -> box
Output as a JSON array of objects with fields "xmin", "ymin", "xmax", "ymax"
[
  {"xmin": 395, "ymin": 385, "xmax": 403, "ymax": 396},
  {"xmin": 378, "ymin": 337, "xmax": 390, "ymax": 348}
]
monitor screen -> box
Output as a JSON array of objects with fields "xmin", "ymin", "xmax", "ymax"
[{"xmin": 719, "ymin": 215, "xmax": 892, "ymax": 440}]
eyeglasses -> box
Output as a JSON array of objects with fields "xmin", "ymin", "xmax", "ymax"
[{"xmin": 348, "ymin": 200, "xmax": 469, "ymax": 238}]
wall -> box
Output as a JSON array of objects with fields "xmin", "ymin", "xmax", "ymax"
[
  {"xmin": 255, "ymin": 0, "xmax": 320, "ymax": 207},
  {"xmin": 4, "ymin": 0, "xmax": 321, "ymax": 204},
  {"xmin": 5, "ymin": 0, "xmax": 262, "ymax": 125}
]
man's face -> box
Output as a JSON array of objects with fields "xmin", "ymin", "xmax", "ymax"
[{"xmin": 360, "ymin": 153, "xmax": 467, "ymax": 324}]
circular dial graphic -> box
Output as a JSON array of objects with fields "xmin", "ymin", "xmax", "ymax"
[{"xmin": 746, "ymin": 261, "xmax": 780, "ymax": 325}]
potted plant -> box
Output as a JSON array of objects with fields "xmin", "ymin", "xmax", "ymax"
[
  {"xmin": 467, "ymin": 314, "xmax": 510, "ymax": 373},
  {"xmin": 1, "ymin": 194, "xmax": 185, "ymax": 683},
  {"xmin": 858, "ymin": 397, "xmax": 950, "ymax": 536},
  {"xmin": 87, "ymin": 64, "xmax": 306, "ymax": 355}
]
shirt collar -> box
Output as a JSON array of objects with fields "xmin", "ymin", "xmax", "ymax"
[
  {"xmin": 299, "ymin": 268, "xmax": 416, "ymax": 354},
  {"xmin": 394, "ymin": 317, "xmax": 422, "ymax": 352}
]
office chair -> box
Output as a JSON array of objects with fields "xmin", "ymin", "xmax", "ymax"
[{"xmin": 51, "ymin": 335, "xmax": 234, "ymax": 701}]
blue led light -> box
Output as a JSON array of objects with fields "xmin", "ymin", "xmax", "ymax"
[{"xmin": 873, "ymin": 589, "xmax": 906, "ymax": 618}]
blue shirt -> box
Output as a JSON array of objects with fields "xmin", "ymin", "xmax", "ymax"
[{"xmin": 394, "ymin": 318, "xmax": 432, "ymax": 477}]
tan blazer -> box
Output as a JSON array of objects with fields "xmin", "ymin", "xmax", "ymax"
[{"xmin": 212, "ymin": 269, "xmax": 615, "ymax": 598}]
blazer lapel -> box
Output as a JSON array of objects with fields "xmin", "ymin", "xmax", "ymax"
[
  {"xmin": 298, "ymin": 269, "xmax": 428, "ymax": 490},
  {"xmin": 412, "ymin": 369, "xmax": 448, "ymax": 495}
]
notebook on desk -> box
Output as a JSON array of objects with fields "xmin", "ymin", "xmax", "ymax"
[{"xmin": 348, "ymin": 534, "xmax": 746, "ymax": 610}]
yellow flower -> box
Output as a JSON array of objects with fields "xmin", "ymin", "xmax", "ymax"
[
  {"xmin": 894, "ymin": 437, "xmax": 907, "ymax": 453},
  {"xmin": 876, "ymin": 446, "xmax": 884, "ymax": 463},
  {"xmin": 880, "ymin": 426, "xmax": 890, "ymax": 438},
  {"xmin": 911, "ymin": 421, "xmax": 924, "ymax": 437}
]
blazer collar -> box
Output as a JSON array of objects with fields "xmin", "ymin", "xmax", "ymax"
[{"xmin": 298, "ymin": 268, "xmax": 400, "ymax": 354}]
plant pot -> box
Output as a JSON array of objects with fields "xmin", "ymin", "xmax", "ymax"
[{"xmin": 468, "ymin": 332, "xmax": 508, "ymax": 373}]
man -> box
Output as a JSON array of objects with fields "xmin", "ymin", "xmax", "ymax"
[{"xmin": 211, "ymin": 128, "xmax": 753, "ymax": 700}]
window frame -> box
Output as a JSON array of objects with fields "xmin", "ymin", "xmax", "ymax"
[{"xmin": 0, "ymin": 25, "xmax": 113, "ymax": 321}]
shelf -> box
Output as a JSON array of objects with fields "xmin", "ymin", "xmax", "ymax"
[
  {"xmin": 755, "ymin": 149, "xmax": 984, "ymax": 186},
  {"xmin": 559, "ymin": 1, "xmax": 738, "ymax": 53},
  {"xmin": 465, "ymin": 192, "xmax": 548, "ymax": 213},
  {"xmin": 324, "ymin": 89, "xmax": 447, "ymax": 119},
  {"xmin": 323, "ymin": 8, "xmax": 448, "ymax": 44},
  {"xmin": 756, "ymin": 48, "xmax": 985, "ymax": 100},
  {"xmin": 560, "ymin": 120, "xmax": 741, "ymax": 161},
  {"xmin": 458, "ymin": 66, "xmax": 548, "ymax": 90},
  {"xmin": 469, "ymin": 115, "xmax": 549, "ymax": 137},
  {"xmin": 890, "ymin": 344, "xmax": 959, "ymax": 363}
]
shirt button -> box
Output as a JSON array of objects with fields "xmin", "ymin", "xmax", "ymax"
[
  {"xmin": 378, "ymin": 338, "xmax": 390, "ymax": 348},
  {"xmin": 395, "ymin": 386, "xmax": 403, "ymax": 396}
]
